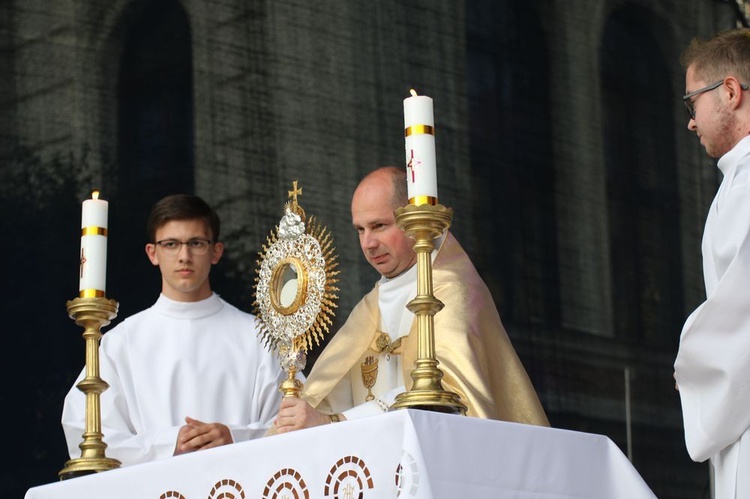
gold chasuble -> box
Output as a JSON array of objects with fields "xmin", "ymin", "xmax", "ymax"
[{"xmin": 302, "ymin": 233, "xmax": 549, "ymax": 426}]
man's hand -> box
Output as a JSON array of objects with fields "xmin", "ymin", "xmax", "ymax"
[
  {"xmin": 273, "ymin": 397, "xmax": 340, "ymax": 434},
  {"xmin": 174, "ymin": 416, "xmax": 233, "ymax": 455}
]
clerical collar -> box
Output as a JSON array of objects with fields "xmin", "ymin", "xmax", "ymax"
[
  {"xmin": 718, "ymin": 135, "xmax": 750, "ymax": 176},
  {"xmin": 378, "ymin": 257, "xmax": 417, "ymax": 339},
  {"xmin": 379, "ymin": 260, "xmax": 418, "ymax": 289},
  {"xmin": 377, "ymin": 231, "xmax": 447, "ymax": 286},
  {"xmin": 153, "ymin": 293, "xmax": 223, "ymax": 320}
]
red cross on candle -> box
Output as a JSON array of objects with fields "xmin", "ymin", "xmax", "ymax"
[
  {"xmin": 80, "ymin": 248, "xmax": 87, "ymax": 279},
  {"xmin": 407, "ymin": 149, "xmax": 422, "ymax": 183}
]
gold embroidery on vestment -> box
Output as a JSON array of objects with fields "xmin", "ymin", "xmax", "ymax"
[
  {"xmin": 372, "ymin": 331, "xmax": 403, "ymax": 357},
  {"xmin": 361, "ymin": 331, "xmax": 404, "ymax": 400},
  {"xmin": 360, "ymin": 356, "xmax": 378, "ymax": 401}
]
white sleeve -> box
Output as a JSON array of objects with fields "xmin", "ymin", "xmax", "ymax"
[
  {"xmin": 228, "ymin": 345, "xmax": 286, "ymax": 442},
  {"xmin": 341, "ymin": 386, "xmax": 405, "ymax": 420},
  {"xmin": 675, "ymin": 178, "xmax": 750, "ymax": 462},
  {"xmin": 61, "ymin": 348, "xmax": 181, "ymax": 465}
]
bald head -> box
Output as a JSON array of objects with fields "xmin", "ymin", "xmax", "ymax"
[
  {"xmin": 351, "ymin": 166, "xmax": 416, "ymax": 278},
  {"xmin": 353, "ymin": 166, "xmax": 408, "ymax": 210}
]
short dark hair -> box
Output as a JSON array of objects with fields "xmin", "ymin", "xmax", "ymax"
[
  {"xmin": 146, "ymin": 194, "xmax": 220, "ymax": 243},
  {"xmin": 681, "ymin": 28, "xmax": 750, "ymax": 83}
]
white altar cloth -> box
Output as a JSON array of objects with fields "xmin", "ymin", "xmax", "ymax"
[{"xmin": 26, "ymin": 409, "xmax": 655, "ymax": 498}]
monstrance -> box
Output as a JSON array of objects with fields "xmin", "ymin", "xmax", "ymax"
[{"xmin": 253, "ymin": 181, "xmax": 340, "ymax": 397}]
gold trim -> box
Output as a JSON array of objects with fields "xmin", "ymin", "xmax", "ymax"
[
  {"xmin": 404, "ymin": 124, "xmax": 434, "ymax": 137},
  {"xmin": 79, "ymin": 289, "xmax": 106, "ymax": 298},
  {"xmin": 408, "ymin": 195, "xmax": 438, "ymax": 206},
  {"xmin": 81, "ymin": 227, "xmax": 108, "ymax": 237},
  {"xmin": 253, "ymin": 181, "xmax": 340, "ymax": 398},
  {"xmin": 269, "ymin": 257, "xmax": 309, "ymax": 316},
  {"xmin": 361, "ymin": 356, "xmax": 378, "ymax": 402},
  {"xmin": 372, "ymin": 331, "xmax": 403, "ymax": 356}
]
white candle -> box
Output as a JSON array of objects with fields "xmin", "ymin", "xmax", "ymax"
[
  {"xmin": 79, "ymin": 191, "xmax": 108, "ymax": 297},
  {"xmin": 403, "ymin": 89, "xmax": 438, "ymax": 205}
]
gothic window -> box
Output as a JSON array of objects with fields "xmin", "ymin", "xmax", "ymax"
[
  {"xmin": 110, "ymin": 0, "xmax": 194, "ymax": 314},
  {"xmin": 601, "ymin": 6, "xmax": 683, "ymax": 346},
  {"xmin": 466, "ymin": 2, "xmax": 560, "ymax": 327},
  {"xmin": 118, "ymin": 0, "xmax": 194, "ymax": 196}
]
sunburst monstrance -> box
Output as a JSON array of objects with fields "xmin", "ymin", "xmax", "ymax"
[{"xmin": 253, "ymin": 181, "xmax": 340, "ymax": 397}]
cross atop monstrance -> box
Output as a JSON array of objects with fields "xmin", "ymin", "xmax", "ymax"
[{"xmin": 288, "ymin": 180, "xmax": 303, "ymax": 207}]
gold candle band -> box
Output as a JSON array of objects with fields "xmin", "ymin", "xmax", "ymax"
[
  {"xmin": 79, "ymin": 289, "xmax": 106, "ymax": 298},
  {"xmin": 81, "ymin": 227, "xmax": 108, "ymax": 237},
  {"xmin": 405, "ymin": 124, "xmax": 435, "ymax": 137},
  {"xmin": 409, "ymin": 195, "xmax": 438, "ymax": 206}
]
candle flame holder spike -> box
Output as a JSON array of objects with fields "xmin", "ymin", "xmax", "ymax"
[
  {"xmin": 389, "ymin": 203, "xmax": 467, "ymax": 415},
  {"xmin": 59, "ymin": 296, "xmax": 121, "ymax": 480}
]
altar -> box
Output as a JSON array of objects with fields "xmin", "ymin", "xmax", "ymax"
[{"xmin": 25, "ymin": 409, "xmax": 656, "ymax": 498}]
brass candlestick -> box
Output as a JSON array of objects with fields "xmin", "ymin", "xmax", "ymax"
[
  {"xmin": 390, "ymin": 203, "xmax": 467, "ymax": 415},
  {"xmin": 59, "ymin": 296, "xmax": 121, "ymax": 480}
]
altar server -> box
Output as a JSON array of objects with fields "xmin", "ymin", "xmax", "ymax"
[
  {"xmin": 62, "ymin": 194, "xmax": 284, "ymax": 465},
  {"xmin": 674, "ymin": 28, "xmax": 750, "ymax": 499}
]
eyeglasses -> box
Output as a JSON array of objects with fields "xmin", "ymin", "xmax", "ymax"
[
  {"xmin": 682, "ymin": 79, "xmax": 750, "ymax": 119},
  {"xmin": 154, "ymin": 239, "xmax": 213, "ymax": 256}
]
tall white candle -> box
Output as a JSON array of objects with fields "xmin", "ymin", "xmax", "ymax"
[
  {"xmin": 403, "ymin": 89, "xmax": 438, "ymax": 205},
  {"xmin": 79, "ymin": 191, "xmax": 108, "ymax": 297}
]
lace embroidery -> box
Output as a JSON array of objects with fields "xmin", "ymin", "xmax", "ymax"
[{"xmin": 375, "ymin": 398, "xmax": 389, "ymax": 412}]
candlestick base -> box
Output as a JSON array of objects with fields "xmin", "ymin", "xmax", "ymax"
[
  {"xmin": 59, "ymin": 296, "xmax": 121, "ymax": 480},
  {"xmin": 59, "ymin": 456, "xmax": 122, "ymax": 481},
  {"xmin": 389, "ymin": 203, "xmax": 467, "ymax": 416}
]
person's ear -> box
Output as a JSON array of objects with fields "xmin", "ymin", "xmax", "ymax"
[
  {"xmin": 145, "ymin": 243, "xmax": 159, "ymax": 266},
  {"xmin": 725, "ymin": 76, "xmax": 746, "ymax": 110},
  {"xmin": 211, "ymin": 242, "xmax": 224, "ymax": 264}
]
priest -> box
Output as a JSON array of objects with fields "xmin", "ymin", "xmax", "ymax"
[{"xmin": 272, "ymin": 166, "xmax": 549, "ymax": 432}]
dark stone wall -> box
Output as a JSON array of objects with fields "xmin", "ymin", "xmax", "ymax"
[{"xmin": 1, "ymin": 1, "xmax": 740, "ymax": 497}]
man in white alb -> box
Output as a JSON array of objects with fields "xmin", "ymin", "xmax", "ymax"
[
  {"xmin": 674, "ymin": 28, "xmax": 750, "ymax": 499},
  {"xmin": 62, "ymin": 194, "xmax": 284, "ymax": 465}
]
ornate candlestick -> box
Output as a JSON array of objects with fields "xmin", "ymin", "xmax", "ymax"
[
  {"xmin": 390, "ymin": 203, "xmax": 467, "ymax": 415},
  {"xmin": 59, "ymin": 296, "xmax": 121, "ymax": 480}
]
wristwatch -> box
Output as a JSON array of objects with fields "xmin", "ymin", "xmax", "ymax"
[{"xmin": 329, "ymin": 413, "xmax": 342, "ymax": 423}]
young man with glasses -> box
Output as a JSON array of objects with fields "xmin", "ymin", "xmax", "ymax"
[
  {"xmin": 62, "ymin": 194, "xmax": 285, "ymax": 465},
  {"xmin": 674, "ymin": 28, "xmax": 750, "ymax": 499}
]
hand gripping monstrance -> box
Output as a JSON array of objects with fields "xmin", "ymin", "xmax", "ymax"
[{"xmin": 253, "ymin": 181, "xmax": 340, "ymax": 397}]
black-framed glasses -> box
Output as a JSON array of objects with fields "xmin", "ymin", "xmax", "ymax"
[
  {"xmin": 154, "ymin": 239, "xmax": 213, "ymax": 256},
  {"xmin": 682, "ymin": 79, "xmax": 750, "ymax": 119}
]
